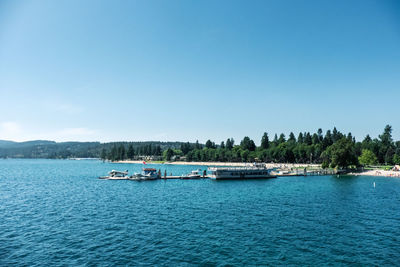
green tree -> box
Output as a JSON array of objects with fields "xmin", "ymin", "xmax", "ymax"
[
  {"xmin": 205, "ymin": 140, "xmax": 213, "ymax": 149},
  {"xmin": 379, "ymin": 125, "xmax": 394, "ymax": 164},
  {"xmin": 312, "ymin": 133, "xmax": 319, "ymax": 145},
  {"xmin": 226, "ymin": 138, "xmax": 234, "ymax": 150},
  {"xmin": 273, "ymin": 134, "xmax": 278, "ymax": 146},
  {"xmin": 100, "ymin": 148, "xmax": 106, "ymax": 160},
  {"xmin": 380, "ymin": 125, "xmax": 393, "ymax": 147},
  {"xmin": 297, "ymin": 132, "xmax": 304, "ymax": 144},
  {"xmin": 180, "ymin": 142, "xmax": 192, "ymax": 155},
  {"xmin": 163, "ymin": 148, "xmax": 174, "ymax": 161},
  {"xmin": 195, "ymin": 140, "xmax": 201, "ymax": 149},
  {"xmin": 220, "ymin": 141, "xmax": 225, "ymax": 149},
  {"xmin": 304, "ymin": 132, "xmax": 312, "ymax": 145},
  {"xmin": 321, "ymin": 137, "xmax": 358, "ymax": 169},
  {"xmin": 240, "ymin": 149, "xmax": 250, "ymax": 162},
  {"xmin": 358, "ymin": 149, "xmax": 378, "ymax": 166},
  {"xmin": 127, "ymin": 145, "xmax": 135, "ymax": 159},
  {"xmin": 361, "ymin": 134, "xmax": 373, "ymax": 150},
  {"xmin": 117, "ymin": 145, "xmax": 126, "ymax": 160},
  {"xmin": 278, "ymin": 134, "xmax": 286, "ymax": 144},
  {"xmin": 293, "ymin": 143, "xmax": 307, "ymax": 163},
  {"xmin": 109, "ymin": 145, "xmax": 117, "ymax": 161},
  {"xmin": 155, "ymin": 145, "xmax": 162, "ymax": 156},
  {"xmin": 261, "ymin": 132, "xmax": 270, "ymax": 149},
  {"xmin": 317, "ymin": 128, "xmax": 323, "ymax": 143},
  {"xmin": 332, "ymin": 127, "xmax": 340, "ymax": 143},
  {"xmin": 240, "ymin": 136, "xmax": 256, "ymax": 151},
  {"xmin": 288, "ymin": 132, "xmax": 296, "ymax": 143},
  {"xmin": 186, "ymin": 151, "xmax": 193, "ymax": 161},
  {"xmin": 393, "ymin": 154, "xmax": 400, "ymax": 165}
]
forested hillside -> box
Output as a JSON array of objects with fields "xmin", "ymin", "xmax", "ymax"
[
  {"xmin": 0, "ymin": 141, "xmax": 186, "ymax": 159},
  {"xmin": 2, "ymin": 125, "xmax": 399, "ymax": 169}
]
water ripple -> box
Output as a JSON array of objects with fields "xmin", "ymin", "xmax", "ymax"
[{"xmin": 1, "ymin": 159, "xmax": 400, "ymax": 266}]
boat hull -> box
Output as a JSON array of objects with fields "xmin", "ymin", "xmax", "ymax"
[
  {"xmin": 99, "ymin": 176, "xmax": 130, "ymax": 180},
  {"xmin": 181, "ymin": 175, "xmax": 202, "ymax": 179}
]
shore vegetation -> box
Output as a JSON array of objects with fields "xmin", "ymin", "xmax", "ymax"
[{"xmin": 1, "ymin": 126, "xmax": 399, "ymax": 170}]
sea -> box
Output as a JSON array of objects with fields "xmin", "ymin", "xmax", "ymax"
[{"xmin": 1, "ymin": 159, "xmax": 400, "ymax": 266}]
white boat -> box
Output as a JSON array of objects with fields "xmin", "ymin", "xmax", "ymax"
[
  {"xmin": 208, "ymin": 164, "xmax": 276, "ymax": 180},
  {"xmin": 99, "ymin": 170, "xmax": 129, "ymax": 180},
  {"xmin": 181, "ymin": 169, "xmax": 202, "ymax": 179},
  {"xmin": 130, "ymin": 168, "xmax": 160, "ymax": 181}
]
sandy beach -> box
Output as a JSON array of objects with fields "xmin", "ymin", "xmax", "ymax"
[{"xmin": 351, "ymin": 170, "xmax": 400, "ymax": 178}]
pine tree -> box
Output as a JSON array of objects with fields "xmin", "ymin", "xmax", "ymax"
[
  {"xmin": 317, "ymin": 128, "xmax": 323, "ymax": 143},
  {"xmin": 109, "ymin": 145, "xmax": 117, "ymax": 161},
  {"xmin": 379, "ymin": 125, "xmax": 394, "ymax": 164},
  {"xmin": 288, "ymin": 132, "xmax": 296, "ymax": 143},
  {"xmin": 297, "ymin": 132, "xmax": 304, "ymax": 144},
  {"xmin": 312, "ymin": 133, "xmax": 319, "ymax": 145},
  {"xmin": 100, "ymin": 148, "xmax": 106, "ymax": 160},
  {"xmin": 226, "ymin": 138, "xmax": 234, "ymax": 150},
  {"xmin": 127, "ymin": 145, "xmax": 135, "ymax": 159},
  {"xmin": 261, "ymin": 132, "xmax": 270, "ymax": 149},
  {"xmin": 117, "ymin": 145, "xmax": 126, "ymax": 160},
  {"xmin": 322, "ymin": 130, "xmax": 333, "ymax": 149},
  {"xmin": 240, "ymin": 136, "xmax": 256, "ymax": 151},
  {"xmin": 278, "ymin": 134, "xmax": 286, "ymax": 144},
  {"xmin": 195, "ymin": 140, "xmax": 201, "ymax": 149},
  {"xmin": 205, "ymin": 140, "xmax": 213, "ymax": 149},
  {"xmin": 305, "ymin": 132, "xmax": 312, "ymax": 145},
  {"xmin": 273, "ymin": 134, "xmax": 278, "ymax": 145},
  {"xmin": 220, "ymin": 141, "xmax": 225, "ymax": 149}
]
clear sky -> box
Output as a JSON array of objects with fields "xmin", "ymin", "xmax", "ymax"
[{"xmin": 1, "ymin": 0, "xmax": 399, "ymax": 143}]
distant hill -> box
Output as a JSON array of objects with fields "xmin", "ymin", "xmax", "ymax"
[
  {"xmin": 0, "ymin": 140, "xmax": 192, "ymax": 159},
  {"xmin": 0, "ymin": 140, "xmax": 56, "ymax": 148},
  {"xmin": 0, "ymin": 140, "xmax": 17, "ymax": 148}
]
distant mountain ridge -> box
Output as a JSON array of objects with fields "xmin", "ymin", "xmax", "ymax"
[
  {"xmin": 0, "ymin": 140, "xmax": 191, "ymax": 159},
  {"xmin": 0, "ymin": 140, "xmax": 56, "ymax": 148}
]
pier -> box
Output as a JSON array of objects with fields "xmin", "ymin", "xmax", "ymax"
[
  {"xmin": 273, "ymin": 168, "xmax": 337, "ymax": 177},
  {"xmin": 161, "ymin": 176, "xmax": 182, "ymax": 179},
  {"xmin": 100, "ymin": 167, "xmax": 337, "ymax": 180}
]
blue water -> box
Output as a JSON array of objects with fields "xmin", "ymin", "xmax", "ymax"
[{"xmin": 1, "ymin": 159, "xmax": 400, "ymax": 266}]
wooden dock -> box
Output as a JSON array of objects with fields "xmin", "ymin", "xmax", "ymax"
[
  {"xmin": 161, "ymin": 176, "xmax": 182, "ymax": 179},
  {"xmin": 273, "ymin": 168, "xmax": 337, "ymax": 177},
  {"xmin": 161, "ymin": 176, "xmax": 208, "ymax": 179}
]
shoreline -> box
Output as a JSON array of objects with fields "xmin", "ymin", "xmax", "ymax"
[
  {"xmin": 112, "ymin": 160, "xmax": 400, "ymax": 178},
  {"xmin": 350, "ymin": 170, "xmax": 400, "ymax": 178},
  {"xmin": 113, "ymin": 160, "xmax": 321, "ymax": 169}
]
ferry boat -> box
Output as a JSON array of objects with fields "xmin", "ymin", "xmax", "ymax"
[
  {"xmin": 208, "ymin": 165, "xmax": 276, "ymax": 180},
  {"xmin": 130, "ymin": 168, "xmax": 160, "ymax": 180}
]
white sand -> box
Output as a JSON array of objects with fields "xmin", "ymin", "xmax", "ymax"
[{"xmin": 352, "ymin": 170, "xmax": 400, "ymax": 178}]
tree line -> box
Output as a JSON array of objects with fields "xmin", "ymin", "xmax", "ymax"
[
  {"xmin": 2, "ymin": 126, "xmax": 399, "ymax": 169},
  {"xmin": 152, "ymin": 125, "xmax": 399, "ymax": 169},
  {"xmin": 0, "ymin": 141, "xmax": 184, "ymax": 160},
  {"xmin": 101, "ymin": 143, "xmax": 163, "ymax": 161}
]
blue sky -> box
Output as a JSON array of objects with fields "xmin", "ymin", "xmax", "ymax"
[{"xmin": 0, "ymin": 0, "xmax": 399, "ymax": 143}]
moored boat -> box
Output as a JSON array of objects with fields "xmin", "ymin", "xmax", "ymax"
[
  {"xmin": 99, "ymin": 170, "xmax": 129, "ymax": 180},
  {"xmin": 208, "ymin": 164, "xmax": 276, "ymax": 180},
  {"xmin": 181, "ymin": 169, "xmax": 202, "ymax": 179},
  {"xmin": 130, "ymin": 168, "xmax": 160, "ymax": 180}
]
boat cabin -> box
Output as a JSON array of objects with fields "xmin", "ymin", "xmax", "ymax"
[
  {"xmin": 109, "ymin": 170, "xmax": 129, "ymax": 178},
  {"xmin": 142, "ymin": 168, "xmax": 159, "ymax": 178}
]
